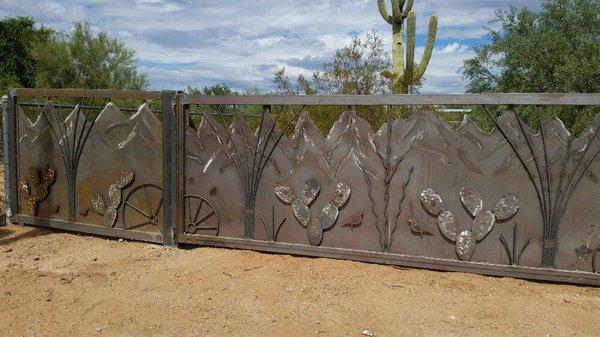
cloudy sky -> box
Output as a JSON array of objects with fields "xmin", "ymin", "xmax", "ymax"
[{"xmin": 0, "ymin": 0, "xmax": 542, "ymax": 93}]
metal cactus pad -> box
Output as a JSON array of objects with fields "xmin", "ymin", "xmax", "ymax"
[
  {"xmin": 275, "ymin": 179, "xmax": 351, "ymax": 246},
  {"xmin": 421, "ymin": 187, "xmax": 520, "ymax": 261}
]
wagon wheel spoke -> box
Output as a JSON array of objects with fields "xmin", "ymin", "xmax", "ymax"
[
  {"xmin": 193, "ymin": 209, "xmax": 215, "ymax": 226},
  {"xmin": 125, "ymin": 201, "xmax": 153, "ymax": 219},
  {"xmin": 127, "ymin": 220, "xmax": 153, "ymax": 230},
  {"xmin": 153, "ymin": 195, "xmax": 164, "ymax": 217},
  {"xmin": 142, "ymin": 184, "xmax": 153, "ymax": 215},
  {"xmin": 193, "ymin": 198, "xmax": 204, "ymax": 223},
  {"xmin": 186, "ymin": 197, "xmax": 192, "ymax": 225}
]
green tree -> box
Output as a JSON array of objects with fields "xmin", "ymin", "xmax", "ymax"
[
  {"xmin": 33, "ymin": 22, "xmax": 148, "ymax": 90},
  {"xmin": 0, "ymin": 17, "xmax": 52, "ymax": 93},
  {"xmin": 273, "ymin": 31, "xmax": 406, "ymax": 134},
  {"xmin": 461, "ymin": 0, "xmax": 600, "ymax": 133},
  {"xmin": 274, "ymin": 31, "xmax": 392, "ymax": 96},
  {"xmin": 186, "ymin": 84, "xmax": 238, "ymax": 96}
]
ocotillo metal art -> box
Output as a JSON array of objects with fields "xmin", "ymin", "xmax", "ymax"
[{"xmin": 377, "ymin": 0, "xmax": 438, "ymax": 93}]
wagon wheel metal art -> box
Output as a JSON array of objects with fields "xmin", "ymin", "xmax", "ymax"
[
  {"xmin": 184, "ymin": 195, "xmax": 219, "ymax": 236},
  {"xmin": 122, "ymin": 184, "xmax": 164, "ymax": 232}
]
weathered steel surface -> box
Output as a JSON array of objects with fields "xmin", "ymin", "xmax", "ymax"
[
  {"xmin": 183, "ymin": 106, "xmax": 600, "ymax": 285},
  {"xmin": 16, "ymin": 101, "xmax": 164, "ymax": 236},
  {"xmin": 6, "ymin": 89, "xmax": 600, "ymax": 285}
]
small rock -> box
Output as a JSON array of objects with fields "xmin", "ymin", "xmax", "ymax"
[
  {"xmin": 118, "ymin": 238, "xmax": 124, "ymax": 242},
  {"xmin": 92, "ymin": 257, "xmax": 97, "ymax": 262},
  {"xmin": 3, "ymin": 247, "xmax": 12, "ymax": 253},
  {"xmin": 33, "ymin": 256, "xmax": 40, "ymax": 261},
  {"xmin": 96, "ymin": 327, "xmax": 103, "ymax": 332},
  {"xmin": 4, "ymin": 290, "xmax": 11, "ymax": 296},
  {"xmin": 449, "ymin": 315, "xmax": 457, "ymax": 320},
  {"xmin": 362, "ymin": 330, "xmax": 374, "ymax": 337}
]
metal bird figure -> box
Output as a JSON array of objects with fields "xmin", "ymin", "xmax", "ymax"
[
  {"xmin": 407, "ymin": 218, "xmax": 435, "ymax": 237},
  {"xmin": 342, "ymin": 211, "xmax": 365, "ymax": 231}
]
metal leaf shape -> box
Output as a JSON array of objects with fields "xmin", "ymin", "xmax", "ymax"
[
  {"xmin": 275, "ymin": 183, "xmax": 296, "ymax": 204},
  {"xmin": 331, "ymin": 182, "xmax": 351, "ymax": 208},
  {"xmin": 456, "ymin": 230, "xmax": 476, "ymax": 261},
  {"xmin": 292, "ymin": 198, "xmax": 310, "ymax": 227},
  {"xmin": 493, "ymin": 194, "xmax": 520, "ymax": 220},
  {"xmin": 108, "ymin": 184, "xmax": 121, "ymax": 208},
  {"xmin": 437, "ymin": 210, "xmax": 457, "ymax": 241},
  {"xmin": 116, "ymin": 170, "xmax": 134, "ymax": 189},
  {"xmin": 472, "ymin": 210, "xmax": 496, "ymax": 241},
  {"xmin": 302, "ymin": 178, "xmax": 321, "ymax": 205},
  {"xmin": 307, "ymin": 218, "xmax": 323, "ymax": 246},
  {"xmin": 103, "ymin": 207, "xmax": 117, "ymax": 227},
  {"xmin": 319, "ymin": 202, "xmax": 339, "ymax": 230},
  {"xmin": 421, "ymin": 188, "xmax": 444, "ymax": 216},
  {"xmin": 459, "ymin": 186, "xmax": 483, "ymax": 217},
  {"xmin": 91, "ymin": 192, "xmax": 106, "ymax": 215}
]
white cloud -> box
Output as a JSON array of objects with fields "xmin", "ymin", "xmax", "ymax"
[{"xmin": 0, "ymin": 0, "xmax": 539, "ymax": 92}]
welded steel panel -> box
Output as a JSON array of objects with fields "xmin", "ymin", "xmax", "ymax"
[
  {"xmin": 15, "ymin": 101, "xmax": 164, "ymax": 240},
  {"xmin": 182, "ymin": 106, "xmax": 600, "ymax": 285}
]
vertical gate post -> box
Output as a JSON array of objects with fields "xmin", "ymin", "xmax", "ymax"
[
  {"xmin": 162, "ymin": 90, "xmax": 177, "ymax": 246},
  {"xmin": 3, "ymin": 89, "xmax": 18, "ymax": 222},
  {"xmin": 162, "ymin": 90, "xmax": 187, "ymax": 246},
  {"xmin": 174, "ymin": 91, "xmax": 187, "ymax": 245}
]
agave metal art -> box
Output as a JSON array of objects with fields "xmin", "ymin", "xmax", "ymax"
[
  {"xmin": 42, "ymin": 103, "xmax": 97, "ymax": 221},
  {"xmin": 275, "ymin": 178, "xmax": 350, "ymax": 246},
  {"xmin": 499, "ymin": 224, "xmax": 532, "ymax": 266},
  {"xmin": 486, "ymin": 109, "xmax": 600, "ymax": 267},
  {"xmin": 198, "ymin": 106, "xmax": 299, "ymax": 239},
  {"xmin": 420, "ymin": 186, "xmax": 520, "ymax": 261}
]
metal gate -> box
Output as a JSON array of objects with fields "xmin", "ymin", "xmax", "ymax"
[{"xmin": 4, "ymin": 88, "xmax": 600, "ymax": 286}]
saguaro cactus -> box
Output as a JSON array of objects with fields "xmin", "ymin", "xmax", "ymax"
[
  {"xmin": 377, "ymin": 0, "xmax": 438, "ymax": 93},
  {"xmin": 18, "ymin": 165, "xmax": 56, "ymax": 216}
]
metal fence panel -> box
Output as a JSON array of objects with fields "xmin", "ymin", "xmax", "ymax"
[{"xmin": 5, "ymin": 89, "xmax": 600, "ymax": 286}]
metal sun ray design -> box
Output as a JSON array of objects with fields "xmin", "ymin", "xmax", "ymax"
[{"xmin": 184, "ymin": 195, "xmax": 219, "ymax": 236}]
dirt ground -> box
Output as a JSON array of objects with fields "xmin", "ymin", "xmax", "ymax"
[{"xmin": 0, "ymin": 224, "xmax": 598, "ymax": 337}]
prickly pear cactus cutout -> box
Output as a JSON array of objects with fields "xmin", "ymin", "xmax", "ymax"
[
  {"xmin": 275, "ymin": 178, "xmax": 351, "ymax": 246},
  {"xmin": 420, "ymin": 186, "xmax": 520, "ymax": 261},
  {"xmin": 18, "ymin": 165, "xmax": 56, "ymax": 216},
  {"xmin": 91, "ymin": 170, "xmax": 134, "ymax": 227}
]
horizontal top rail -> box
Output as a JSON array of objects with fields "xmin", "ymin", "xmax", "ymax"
[
  {"xmin": 9, "ymin": 89, "xmax": 600, "ymax": 106},
  {"xmin": 187, "ymin": 93, "xmax": 600, "ymax": 106},
  {"xmin": 11, "ymin": 88, "xmax": 162, "ymax": 100}
]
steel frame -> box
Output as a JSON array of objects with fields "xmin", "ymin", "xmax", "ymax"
[{"xmin": 4, "ymin": 88, "xmax": 600, "ymax": 286}]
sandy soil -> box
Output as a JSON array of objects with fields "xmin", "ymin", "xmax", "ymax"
[{"xmin": 0, "ymin": 224, "xmax": 599, "ymax": 337}]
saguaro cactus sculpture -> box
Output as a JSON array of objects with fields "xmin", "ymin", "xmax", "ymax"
[
  {"xmin": 18, "ymin": 165, "xmax": 56, "ymax": 216},
  {"xmin": 377, "ymin": 0, "xmax": 438, "ymax": 93}
]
